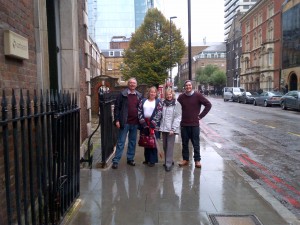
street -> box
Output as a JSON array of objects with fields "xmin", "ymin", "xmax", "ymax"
[{"xmin": 201, "ymin": 96, "xmax": 300, "ymax": 219}]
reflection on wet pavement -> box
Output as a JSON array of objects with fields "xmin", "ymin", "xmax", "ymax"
[{"xmin": 67, "ymin": 138, "xmax": 291, "ymax": 225}]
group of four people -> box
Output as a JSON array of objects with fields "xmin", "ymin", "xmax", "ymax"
[{"xmin": 111, "ymin": 77, "xmax": 212, "ymax": 171}]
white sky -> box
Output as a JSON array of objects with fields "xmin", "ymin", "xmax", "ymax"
[{"xmin": 160, "ymin": 0, "xmax": 225, "ymax": 45}]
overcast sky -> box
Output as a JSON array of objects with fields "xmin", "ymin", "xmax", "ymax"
[{"xmin": 160, "ymin": 0, "xmax": 225, "ymax": 45}]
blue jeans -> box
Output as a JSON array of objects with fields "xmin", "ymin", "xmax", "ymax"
[
  {"xmin": 112, "ymin": 124, "xmax": 138, "ymax": 164},
  {"xmin": 181, "ymin": 126, "xmax": 200, "ymax": 161}
]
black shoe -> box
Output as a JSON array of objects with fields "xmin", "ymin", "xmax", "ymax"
[
  {"xmin": 148, "ymin": 163, "xmax": 155, "ymax": 167},
  {"xmin": 165, "ymin": 166, "xmax": 172, "ymax": 172},
  {"xmin": 143, "ymin": 161, "xmax": 148, "ymax": 165},
  {"xmin": 127, "ymin": 160, "xmax": 136, "ymax": 166},
  {"xmin": 112, "ymin": 163, "xmax": 118, "ymax": 169}
]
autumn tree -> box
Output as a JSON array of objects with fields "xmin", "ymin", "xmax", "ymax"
[{"xmin": 122, "ymin": 8, "xmax": 185, "ymax": 86}]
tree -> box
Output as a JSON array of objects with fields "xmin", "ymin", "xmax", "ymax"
[
  {"xmin": 122, "ymin": 8, "xmax": 186, "ymax": 86},
  {"xmin": 196, "ymin": 64, "xmax": 226, "ymax": 94}
]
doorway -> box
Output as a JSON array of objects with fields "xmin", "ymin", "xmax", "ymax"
[{"xmin": 289, "ymin": 73, "xmax": 298, "ymax": 91}]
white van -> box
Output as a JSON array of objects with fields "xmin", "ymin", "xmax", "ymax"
[{"xmin": 223, "ymin": 87, "xmax": 245, "ymax": 102}]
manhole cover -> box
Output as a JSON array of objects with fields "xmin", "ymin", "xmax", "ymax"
[{"xmin": 208, "ymin": 214, "xmax": 263, "ymax": 225}]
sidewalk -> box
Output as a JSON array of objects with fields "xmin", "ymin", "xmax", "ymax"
[{"xmin": 65, "ymin": 129, "xmax": 300, "ymax": 225}]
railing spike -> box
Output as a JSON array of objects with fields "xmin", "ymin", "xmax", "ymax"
[{"xmin": 11, "ymin": 89, "xmax": 17, "ymax": 118}]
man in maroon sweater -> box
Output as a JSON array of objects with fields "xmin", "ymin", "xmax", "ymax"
[{"xmin": 177, "ymin": 80, "xmax": 212, "ymax": 168}]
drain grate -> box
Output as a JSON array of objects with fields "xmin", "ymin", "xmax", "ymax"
[{"xmin": 208, "ymin": 214, "xmax": 263, "ymax": 225}]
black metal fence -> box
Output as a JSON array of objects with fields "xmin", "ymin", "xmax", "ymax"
[
  {"xmin": 99, "ymin": 90, "xmax": 119, "ymax": 167},
  {"xmin": 0, "ymin": 89, "xmax": 80, "ymax": 225}
]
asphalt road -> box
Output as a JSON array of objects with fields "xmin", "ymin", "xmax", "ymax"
[{"xmin": 200, "ymin": 96, "xmax": 300, "ymax": 219}]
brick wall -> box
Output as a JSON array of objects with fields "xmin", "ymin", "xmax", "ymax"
[
  {"xmin": 0, "ymin": 0, "xmax": 37, "ymax": 91},
  {"xmin": 0, "ymin": 0, "xmax": 37, "ymax": 223}
]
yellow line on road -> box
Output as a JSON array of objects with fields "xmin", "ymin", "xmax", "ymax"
[
  {"xmin": 288, "ymin": 132, "xmax": 300, "ymax": 137},
  {"xmin": 249, "ymin": 120, "xmax": 258, "ymax": 124},
  {"xmin": 264, "ymin": 125, "xmax": 276, "ymax": 129}
]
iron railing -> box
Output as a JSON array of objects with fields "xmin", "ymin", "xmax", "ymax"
[
  {"xmin": 99, "ymin": 91, "xmax": 119, "ymax": 166},
  {"xmin": 0, "ymin": 89, "xmax": 80, "ymax": 225}
]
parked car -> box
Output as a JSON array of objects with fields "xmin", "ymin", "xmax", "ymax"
[
  {"xmin": 237, "ymin": 91, "xmax": 258, "ymax": 104},
  {"xmin": 223, "ymin": 87, "xmax": 245, "ymax": 102},
  {"xmin": 280, "ymin": 90, "xmax": 300, "ymax": 111},
  {"xmin": 253, "ymin": 91, "xmax": 283, "ymax": 107}
]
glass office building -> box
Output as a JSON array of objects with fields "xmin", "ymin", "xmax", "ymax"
[
  {"xmin": 88, "ymin": 0, "xmax": 160, "ymax": 49},
  {"xmin": 224, "ymin": 0, "xmax": 258, "ymax": 38}
]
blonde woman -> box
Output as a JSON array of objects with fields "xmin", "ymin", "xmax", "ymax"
[
  {"xmin": 138, "ymin": 87, "xmax": 163, "ymax": 167},
  {"xmin": 159, "ymin": 88, "xmax": 182, "ymax": 171}
]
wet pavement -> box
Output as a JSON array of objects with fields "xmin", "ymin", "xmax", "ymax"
[{"xmin": 65, "ymin": 129, "xmax": 300, "ymax": 225}]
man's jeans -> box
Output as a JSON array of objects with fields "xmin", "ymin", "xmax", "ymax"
[
  {"xmin": 181, "ymin": 126, "xmax": 200, "ymax": 161},
  {"xmin": 112, "ymin": 124, "xmax": 138, "ymax": 164}
]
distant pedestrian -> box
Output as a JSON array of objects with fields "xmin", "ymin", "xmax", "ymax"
[
  {"xmin": 112, "ymin": 78, "xmax": 142, "ymax": 169},
  {"xmin": 285, "ymin": 84, "xmax": 288, "ymax": 94},
  {"xmin": 138, "ymin": 86, "xmax": 163, "ymax": 167},
  {"xmin": 159, "ymin": 88, "xmax": 182, "ymax": 172},
  {"xmin": 177, "ymin": 80, "xmax": 212, "ymax": 169}
]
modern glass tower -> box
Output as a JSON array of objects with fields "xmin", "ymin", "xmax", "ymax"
[
  {"xmin": 224, "ymin": 0, "xmax": 258, "ymax": 38},
  {"xmin": 88, "ymin": 0, "xmax": 160, "ymax": 49}
]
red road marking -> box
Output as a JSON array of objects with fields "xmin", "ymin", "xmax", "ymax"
[
  {"xmin": 239, "ymin": 154, "xmax": 300, "ymax": 208},
  {"xmin": 200, "ymin": 121, "xmax": 300, "ymax": 209}
]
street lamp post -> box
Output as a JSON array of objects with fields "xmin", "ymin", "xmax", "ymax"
[
  {"xmin": 169, "ymin": 16, "xmax": 177, "ymax": 88},
  {"xmin": 187, "ymin": 0, "xmax": 192, "ymax": 81}
]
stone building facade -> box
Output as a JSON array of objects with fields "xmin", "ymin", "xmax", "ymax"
[
  {"xmin": 0, "ymin": 0, "xmax": 91, "ymax": 222},
  {"xmin": 240, "ymin": 0, "xmax": 285, "ymax": 92},
  {"xmin": 179, "ymin": 43, "xmax": 226, "ymax": 90}
]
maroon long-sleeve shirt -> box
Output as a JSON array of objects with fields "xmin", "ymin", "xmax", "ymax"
[{"xmin": 177, "ymin": 92, "xmax": 212, "ymax": 126}]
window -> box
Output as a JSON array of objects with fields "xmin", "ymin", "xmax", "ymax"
[
  {"xmin": 267, "ymin": 20, "xmax": 274, "ymax": 41},
  {"xmin": 246, "ymin": 21, "xmax": 250, "ymax": 32},
  {"xmin": 253, "ymin": 53, "xmax": 257, "ymax": 66},
  {"xmin": 120, "ymin": 51, "xmax": 124, "ymax": 56},
  {"xmin": 120, "ymin": 62, "xmax": 124, "ymax": 70},
  {"xmin": 109, "ymin": 51, "xmax": 114, "ymax": 57},
  {"xmin": 268, "ymin": 2, "xmax": 274, "ymax": 18},
  {"xmin": 246, "ymin": 35, "xmax": 250, "ymax": 51},
  {"xmin": 268, "ymin": 48, "xmax": 273, "ymax": 66},
  {"xmin": 107, "ymin": 62, "xmax": 112, "ymax": 70},
  {"xmin": 267, "ymin": 76, "xmax": 272, "ymax": 91},
  {"xmin": 253, "ymin": 31, "xmax": 257, "ymax": 48},
  {"xmin": 258, "ymin": 12, "xmax": 263, "ymax": 24},
  {"xmin": 258, "ymin": 28, "xmax": 262, "ymax": 45},
  {"xmin": 245, "ymin": 57, "xmax": 250, "ymax": 69},
  {"xmin": 253, "ymin": 15, "xmax": 258, "ymax": 27}
]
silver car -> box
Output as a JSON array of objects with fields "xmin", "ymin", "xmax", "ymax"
[
  {"xmin": 253, "ymin": 91, "xmax": 283, "ymax": 107},
  {"xmin": 280, "ymin": 90, "xmax": 300, "ymax": 111}
]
